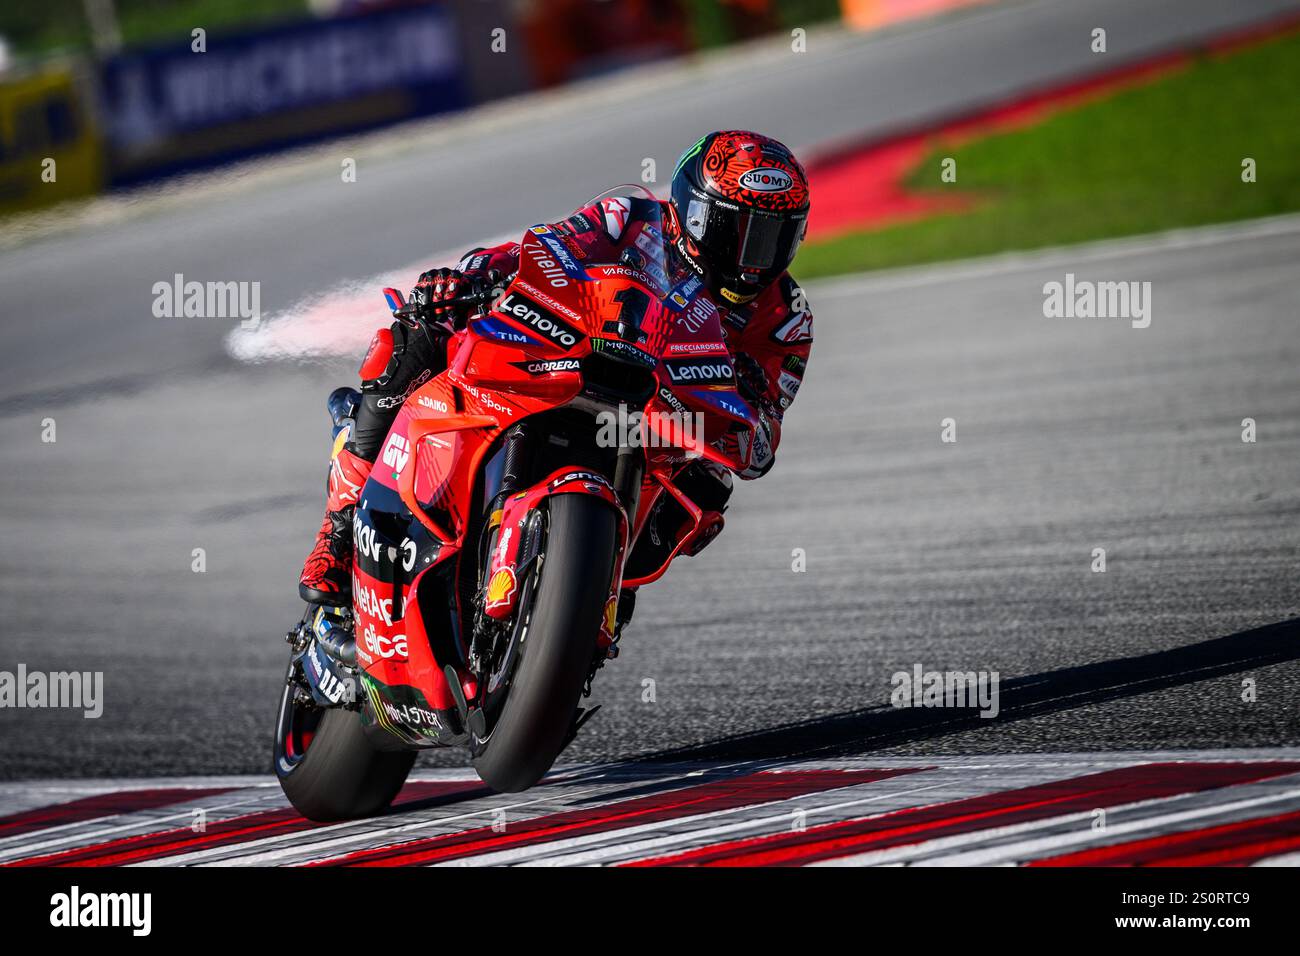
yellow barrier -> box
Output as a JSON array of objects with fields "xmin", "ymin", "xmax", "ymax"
[{"xmin": 0, "ymin": 66, "xmax": 103, "ymax": 215}]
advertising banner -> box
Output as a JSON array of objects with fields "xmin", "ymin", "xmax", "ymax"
[{"xmin": 98, "ymin": 4, "xmax": 468, "ymax": 185}]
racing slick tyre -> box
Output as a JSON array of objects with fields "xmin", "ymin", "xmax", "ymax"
[
  {"xmin": 472, "ymin": 493, "xmax": 618, "ymax": 793},
  {"xmin": 274, "ymin": 679, "xmax": 416, "ymax": 822}
]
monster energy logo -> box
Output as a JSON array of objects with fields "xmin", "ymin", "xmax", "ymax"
[{"xmin": 674, "ymin": 135, "xmax": 708, "ymax": 176}]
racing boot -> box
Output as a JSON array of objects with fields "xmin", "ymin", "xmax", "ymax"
[{"xmin": 298, "ymin": 445, "xmax": 373, "ymax": 606}]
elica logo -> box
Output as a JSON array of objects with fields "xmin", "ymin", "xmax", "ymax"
[
  {"xmin": 363, "ymin": 624, "xmax": 408, "ymax": 660},
  {"xmin": 497, "ymin": 292, "xmax": 582, "ymax": 348},
  {"xmin": 51, "ymin": 886, "xmax": 151, "ymax": 936},
  {"xmin": 664, "ymin": 357, "xmax": 735, "ymax": 385},
  {"xmin": 738, "ymin": 167, "xmax": 793, "ymax": 192}
]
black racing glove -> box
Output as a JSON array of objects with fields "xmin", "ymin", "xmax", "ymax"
[
  {"xmin": 409, "ymin": 267, "xmax": 503, "ymax": 332},
  {"xmin": 733, "ymin": 352, "xmax": 779, "ymax": 420}
]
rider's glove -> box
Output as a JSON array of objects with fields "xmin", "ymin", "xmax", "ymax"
[
  {"xmin": 409, "ymin": 268, "xmax": 467, "ymax": 332},
  {"xmin": 410, "ymin": 267, "xmax": 503, "ymax": 333},
  {"xmin": 733, "ymin": 353, "xmax": 779, "ymax": 416}
]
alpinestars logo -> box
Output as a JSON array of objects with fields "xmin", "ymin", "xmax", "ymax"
[
  {"xmin": 496, "ymin": 292, "xmax": 583, "ymax": 349},
  {"xmin": 771, "ymin": 310, "xmax": 813, "ymax": 344}
]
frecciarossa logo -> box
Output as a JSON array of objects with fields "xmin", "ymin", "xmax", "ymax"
[
  {"xmin": 494, "ymin": 292, "xmax": 584, "ymax": 349},
  {"xmin": 663, "ymin": 356, "xmax": 735, "ymax": 386}
]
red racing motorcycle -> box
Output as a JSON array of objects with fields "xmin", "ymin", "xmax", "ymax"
[{"xmin": 274, "ymin": 187, "xmax": 759, "ymax": 820}]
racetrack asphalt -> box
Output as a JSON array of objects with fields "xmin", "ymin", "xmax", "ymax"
[{"xmin": 0, "ymin": 0, "xmax": 1297, "ymax": 779}]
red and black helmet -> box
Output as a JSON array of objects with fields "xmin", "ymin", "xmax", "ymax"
[{"xmin": 671, "ymin": 130, "xmax": 810, "ymax": 304}]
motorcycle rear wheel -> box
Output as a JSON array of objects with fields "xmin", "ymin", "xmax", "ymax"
[{"xmin": 471, "ymin": 493, "xmax": 617, "ymax": 792}]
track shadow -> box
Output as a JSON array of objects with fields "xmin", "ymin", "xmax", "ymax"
[{"xmin": 634, "ymin": 616, "xmax": 1300, "ymax": 764}]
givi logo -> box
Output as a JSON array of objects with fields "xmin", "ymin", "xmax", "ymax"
[{"xmin": 381, "ymin": 433, "xmax": 410, "ymax": 471}]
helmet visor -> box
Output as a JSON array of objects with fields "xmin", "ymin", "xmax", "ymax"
[{"xmin": 695, "ymin": 199, "xmax": 806, "ymax": 277}]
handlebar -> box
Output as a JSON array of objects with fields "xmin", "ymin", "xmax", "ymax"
[{"xmin": 390, "ymin": 272, "xmax": 517, "ymax": 325}]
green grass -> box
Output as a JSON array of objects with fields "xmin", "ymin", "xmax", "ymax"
[{"xmin": 794, "ymin": 30, "xmax": 1300, "ymax": 278}]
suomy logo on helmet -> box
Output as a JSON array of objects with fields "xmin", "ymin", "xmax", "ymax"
[{"xmin": 738, "ymin": 167, "xmax": 794, "ymax": 193}]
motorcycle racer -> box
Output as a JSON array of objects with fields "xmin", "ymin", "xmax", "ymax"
[{"xmin": 299, "ymin": 130, "xmax": 814, "ymax": 607}]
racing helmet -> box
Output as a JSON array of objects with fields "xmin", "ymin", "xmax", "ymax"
[{"xmin": 670, "ymin": 130, "xmax": 810, "ymax": 305}]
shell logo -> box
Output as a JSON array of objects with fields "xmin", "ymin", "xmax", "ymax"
[
  {"xmin": 601, "ymin": 594, "xmax": 618, "ymax": 639},
  {"xmin": 485, "ymin": 567, "xmax": 517, "ymax": 610}
]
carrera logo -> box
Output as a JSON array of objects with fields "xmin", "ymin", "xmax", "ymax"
[
  {"xmin": 511, "ymin": 358, "xmax": 581, "ymax": 375},
  {"xmin": 658, "ymin": 385, "xmax": 689, "ymax": 416},
  {"xmin": 664, "ymin": 357, "xmax": 735, "ymax": 386},
  {"xmin": 738, "ymin": 167, "xmax": 794, "ymax": 192},
  {"xmin": 496, "ymin": 292, "xmax": 583, "ymax": 349}
]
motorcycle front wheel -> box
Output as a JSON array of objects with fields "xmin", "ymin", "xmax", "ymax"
[
  {"xmin": 471, "ymin": 493, "xmax": 618, "ymax": 793},
  {"xmin": 273, "ymin": 664, "xmax": 415, "ymax": 822}
]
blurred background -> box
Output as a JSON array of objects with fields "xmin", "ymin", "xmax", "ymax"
[{"xmin": 0, "ymin": 0, "xmax": 849, "ymax": 202}]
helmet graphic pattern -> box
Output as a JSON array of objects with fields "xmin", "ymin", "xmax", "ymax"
[{"xmin": 699, "ymin": 131, "xmax": 809, "ymax": 213}]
